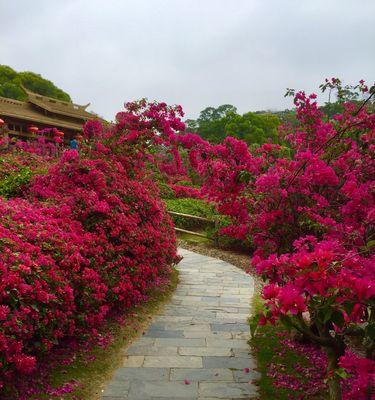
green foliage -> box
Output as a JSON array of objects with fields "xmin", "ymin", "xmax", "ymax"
[
  {"xmin": 0, "ymin": 164, "xmax": 33, "ymax": 198},
  {"xmin": 164, "ymin": 198, "xmax": 214, "ymax": 230},
  {"xmin": 0, "ymin": 82, "xmax": 26, "ymax": 100},
  {"xmin": 185, "ymin": 119, "xmax": 199, "ymax": 132},
  {"xmin": 164, "ymin": 197, "xmax": 252, "ymax": 250},
  {"xmin": 0, "ymin": 153, "xmax": 49, "ymax": 198},
  {"xmin": 0, "ymin": 65, "xmax": 71, "ymax": 102},
  {"xmin": 198, "ymin": 104, "xmax": 237, "ymax": 123},
  {"xmin": 227, "ymin": 111, "xmax": 280, "ymax": 144},
  {"xmin": 0, "ymin": 65, "xmax": 17, "ymax": 84},
  {"xmin": 187, "ymin": 104, "xmax": 281, "ymax": 145},
  {"xmin": 158, "ymin": 182, "xmax": 175, "ymax": 199},
  {"xmin": 205, "ymin": 212, "xmax": 253, "ymax": 251}
]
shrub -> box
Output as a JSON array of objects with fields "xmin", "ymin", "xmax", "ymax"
[
  {"xmin": 164, "ymin": 80, "xmax": 375, "ymax": 399},
  {"xmin": 0, "ymin": 100, "xmax": 182, "ymax": 394},
  {"xmin": 0, "ymin": 152, "xmax": 49, "ymax": 198},
  {"xmin": 0, "ymin": 163, "xmax": 32, "ymax": 198},
  {"xmin": 164, "ymin": 198, "xmax": 214, "ymax": 230}
]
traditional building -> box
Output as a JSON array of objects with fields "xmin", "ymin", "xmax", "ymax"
[{"xmin": 0, "ymin": 86, "xmax": 98, "ymax": 142}]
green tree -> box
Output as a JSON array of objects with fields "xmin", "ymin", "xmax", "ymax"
[
  {"xmin": 225, "ymin": 112, "xmax": 280, "ymax": 144},
  {"xmin": 185, "ymin": 119, "xmax": 199, "ymax": 132},
  {"xmin": 0, "ymin": 65, "xmax": 17, "ymax": 84},
  {"xmin": 198, "ymin": 104, "xmax": 237, "ymax": 122},
  {"xmin": 188, "ymin": 104, "xmax": 281, "ymax": 145},
  {"xmin": 0, "ymin": 82, "xmax": 26, "ymax": 100},
  {"xmin": 0, "ymin": 65, "xmax": 71, "ymax": 102}
]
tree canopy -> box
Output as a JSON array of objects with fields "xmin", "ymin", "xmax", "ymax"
[
  {"xmin": 0, "ymin": 65, "xmax": 71, "ymax": 103},
  {"xmin": 186, "ymin": 104, "xmax": 280, "ymax": 145}
]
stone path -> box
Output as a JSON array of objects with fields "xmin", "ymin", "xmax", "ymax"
[{"xmin": 101, "ymin": 248, "xmax": 258, "ymax": 399}]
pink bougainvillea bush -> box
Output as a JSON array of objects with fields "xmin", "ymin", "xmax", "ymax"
[
  {"xmin": 0, "ymin": 103, "xmax": 181, "ymax": 395},
  {"xmin": 1, "ymin": 83, "xmax": 373, "ymax": 399},
  {"xmin": 162, "ymin": 81, "xmax": 374, "ymax": 399}
]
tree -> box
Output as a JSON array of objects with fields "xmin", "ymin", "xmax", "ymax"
[
  {"xmin": 185, "ymin": 119, "xmax": 199, "ymax": 132},
  {"xmin": 225, "ymin": 112, "xmax": 280, "ymax": 144},
  {"xmin": 0, "ymin": 65, "xmax": 71, "ymax": 102},
  {"xmin": 197, "ymin": 104, "xmax": 237, "ymax": 122},
  {"xmin": 187, "ymin": 104, "xmax": 281, "ymax": 145}
]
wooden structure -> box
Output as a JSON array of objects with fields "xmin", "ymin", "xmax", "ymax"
[
  {"xmin": 0, "ymin": 86, "xmax": 97, "ymax": 142},
  {"xmin": 167, "ymin": 210, "xmax": 214, "ymax": 240}
]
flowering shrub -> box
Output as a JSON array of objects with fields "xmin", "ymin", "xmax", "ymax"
[
  {"xmin": 0, "ymin": 101, "xmax": 181, "ymax": 394},
  {"xmin": 162, "ymin": 81, "xmax": 374, "ymax": 399},
  {"xmin": 169, "ymin": 183, "xmax": 203, "ymax": 199},
  {"xmin": 14, "ymin": 135, "xmax": 58, "ymax": 157},
  {"xmin": 0, "ymin": 84, "xmax": 373, "ymax": 399},
  {"xmin": 339, "ymin": 351, "xmax": 375, "ymax": 399},
  {"xmin": 0, "ymin": 151, "xmax": 50, "ymax": 198}
]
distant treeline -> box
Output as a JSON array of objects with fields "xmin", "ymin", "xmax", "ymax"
[
  {"xmin": 185, "ymin": 104, "xmax": 295, "ymax": 145},
  {"xmin": 185, "ymin": 83, "xmax": 374, "ymax": 146}
]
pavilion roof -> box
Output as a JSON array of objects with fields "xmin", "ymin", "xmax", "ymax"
[
  {"xmin": 0, "ymin": 96, "xmax": 84, "ymax": 131},
  {"xmin": 22, "ymin": 86, "xmax": 94, "ymax": 120}
]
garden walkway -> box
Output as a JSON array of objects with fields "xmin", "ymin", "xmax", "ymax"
[{"xmin": 101, "ymin": 248, "xmax": 258, "ymax": 399}]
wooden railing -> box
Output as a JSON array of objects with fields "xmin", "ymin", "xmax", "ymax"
[{"xmin": 167, "ymin": 211, "xmax": 213, "ymax": 239}]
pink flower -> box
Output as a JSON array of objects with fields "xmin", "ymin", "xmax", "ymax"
[{"xmin": 14, "ymin": 355, "xmax": 36, "ymax": 374}]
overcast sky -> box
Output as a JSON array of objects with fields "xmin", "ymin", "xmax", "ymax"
[{"xmin": 1, "ymin": 0, "xmax": 374, "ymax": 121}]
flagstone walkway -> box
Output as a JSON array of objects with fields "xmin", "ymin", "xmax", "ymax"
[{"xmin": 101, "ymin": 248, "xmax": 258, "ymax": 400}]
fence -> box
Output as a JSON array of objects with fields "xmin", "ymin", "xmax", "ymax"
[{"xmin": 167, "ymin": 210, "xmax": 214, "ymax": 240}]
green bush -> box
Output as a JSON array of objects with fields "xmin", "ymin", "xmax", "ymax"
[
  {"xmin": 164, "ymin": 197, "xmax": 253, "ymax": 251},
  {"xmin": 0, "ymin": 153, "xmax": 48, "ymax": 199},
  {"xmin": 0, "ymin": 65, "xmax": 71, "ymax": 102},
  {"xmin": 0, "ymin": 165, "xmax": 33, "ymax": 198},
  {"xmin": 164, "ymin": 198, "xmax": 215, "ymax": 230},
  {"xmin": 158, "ymin": 182, "xmax": 175, "ymax": 199}
]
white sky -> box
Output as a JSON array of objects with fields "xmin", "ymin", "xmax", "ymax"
[{"xmin": 0, "ymin": 0, "xmax": 374, "ymax": 121}]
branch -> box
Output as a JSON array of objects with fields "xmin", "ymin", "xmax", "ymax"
[{"xmin": 280, "ymin": 315, "xmax": 333, "ymax": 347}]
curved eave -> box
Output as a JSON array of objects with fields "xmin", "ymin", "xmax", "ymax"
[
  {"xmin": 0, "ymin": 109, "xmax": 83, "ymax": 131},
  {"xmin": 28, "ymin": 98, "xmax": 93, "ymax": 120}
]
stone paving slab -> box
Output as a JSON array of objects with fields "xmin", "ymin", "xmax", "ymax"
[
  {"xmin": 170, "ymin": 368, "xmax": 234, "ymax": 382},
  {"xmin": 199, "ymin": 382, "xmax": 258, "ymax": 399},
  {"xmin": 101, "ymin": 248, "xmax": 257, "ymax": 399}
]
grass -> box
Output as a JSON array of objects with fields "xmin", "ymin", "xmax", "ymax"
[
  {"xmin": 164, "ymin": 197, "xmax": 215, "ymax": 230},
  {"xmin": 249, "ymin": 294, "xmax": 328, "ymax": 400},
  {"xmin": 177, "ymin": 231, "xmax": 212, "ymax": 245},
  {"xmin": 36, "ymin": 268, "xmax": 179, "ymax": 400},
  {"xmin": 165, "ymin": 197, "xmax": 252, "ymax": 251}
]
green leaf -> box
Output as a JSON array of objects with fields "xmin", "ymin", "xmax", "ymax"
[
  {"xmin": 335, "ymin": 368, "xmax": 350, "ymax": 379},
  {"xmin": 249, "ymin": 313, "xmax": 260, "ymax": 338},
  {"xmin": 237, "ymin": 170, "xmax": 251, "ymax": 183},
  {"xmin": 342, "ymin": 302, "xmax": 354, "ymax": 316},
  {"xmin": 322, "ymin": 308, "xmax": 334, "ymax": 324},
  {"xmin": 365, "ymin": 322, "xmax": 375, "ymax": 338},
  {"xmin": 280, "ymin": 315, "xmax": 294, "ymax": 333},
  {"xmin": 331, "ymin": 310, "xmax": 345, "ymax": 328}
]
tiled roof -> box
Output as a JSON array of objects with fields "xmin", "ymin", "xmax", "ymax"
[
  {"xmin": 0, "ymin": 96, "xmax": 84, "ymax": 131},
  {"xmin": 23, "ymin": 86, "xmax": 94, "ymax": 120}
]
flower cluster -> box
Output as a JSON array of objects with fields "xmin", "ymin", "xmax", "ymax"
[
  {"xmin": 0, "ymin": 102, "xmax": 181, "ymax": 393},
  {"xmin": 339, "ymin": 351, "xmax": 375, "ymax": 399},
  {"xmin": 155, "ymin": 81, "xmax": 374, "ymax": 398}
]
